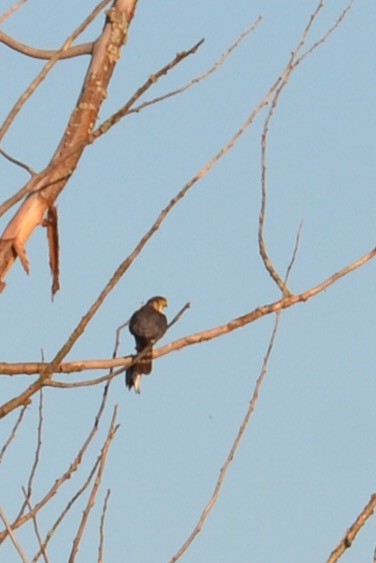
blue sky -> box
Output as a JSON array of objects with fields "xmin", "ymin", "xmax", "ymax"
[{"xmin": 0, "ymin": 1, "xmax": 375, "ymax": 562}]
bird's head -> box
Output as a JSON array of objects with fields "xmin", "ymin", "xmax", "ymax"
[{"xmin": 147, "ymin": 296, "xmax": 168, "ymax": 312}]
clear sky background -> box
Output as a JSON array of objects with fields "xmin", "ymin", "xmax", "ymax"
[{"xmin": 0, "ymin": 1, "xmax": 375, "ymax": 562}]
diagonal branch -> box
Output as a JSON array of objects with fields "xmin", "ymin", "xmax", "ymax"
[
  {"xmin": 327, "ymin": 493, "xmax": 376, "ymax": 563},
  {"xmin": 0, "ymin": 505, "xmax": 28, "ymax": 562},
  {"xmin": 0, "ymin": 405, "xmax": 27, "ymax": 462},
  {"xmin": 127, "ymin": 17, "xmax": 262, "ymax": 115},
  {"xmin": 0, "ymin": 0, "xmax": 138, "ymax": 289},
  {"xmin": 68, "ymin": 408, "xmax": 119, "ymax": 563},
  {"xmin": 0, "ymin": 0, "xmax": 28, "ymax": 25}
]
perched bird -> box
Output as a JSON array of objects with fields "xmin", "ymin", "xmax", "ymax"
[{"xmin": 126, "ymin": 296, "xmax": 168, "ymax": 393}]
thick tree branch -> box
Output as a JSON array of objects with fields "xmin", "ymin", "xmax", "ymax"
[{"xmin": 0, "ymin": 0, "xmax": 138, "ymax": 289}]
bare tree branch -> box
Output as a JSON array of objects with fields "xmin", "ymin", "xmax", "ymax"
[
  {"xmin": 97, "ymin": 490, "xmax": 111, "ymax": 563},
  {"xmin": 258, "ymin": 0, "xmax": 353, "ymax": 291},
  {"xmin": 0, "ymin": 244, "xmax": 373, "ymax": 403},
  {"xmin": 0, "ymin": 0, "xmax": 27, "ymax": 25},
  {"xmin": 327, "ymin": 493, "xmax": 376, "ymax": 563},
  {"xmin": 0, "ymin": 0, "xmax": 112, "ymax": 143},
  {"xmin": 0, "ymin": 30, "xmax": 93, "ymax": 60},
  {"xmin": 0, "ymin": 0, "xmax": 137, "ymax": 291},
  {"xmin": 127, "ymin": 17, "xmax": 262, "ymax": 115},
  {"xmin": 0, "ymin": 505, "xmax": 28, "ymax": 563},
  {"xmin": 31, "ymin": 426, "xmax": 114, "ymax": 562},
  {"xmin": 169, "ymin": 219, "xmax": 303, "ymax": 561},
  {"xmin": 92, "ymin": 38, "xmax": 205, "ymax": 139},
  {"xmin": 0, "ymin": 147, "xmax": 36, "ymax": 176},
  {"xmin": 16, "ymin": 390, "xmax": 44, "ymax": 520},
  {"xmin": 0, "ymin": 405, "xmax": 27, "ymax": 463},
  {"xmin": 0, "ymin": 19, "xmax": 259, "ymax": 219},
  {"xmin": 0, "ymin": 377, "xmax": 114, "ymax": 543},
  {"xmin": 68, "ymin": 407, "xmax": 119, "ymax": 563},
  {"xmin": 22, "ymin": 491, "xmax": 49, "ymax": 563}
]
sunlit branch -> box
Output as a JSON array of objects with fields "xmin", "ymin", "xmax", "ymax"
[
  {"xmin": 327, "ymin": 493, "xmax": 376, "ymax": 563},
  {"xmin": 0, "ymin": 19, "xmax": 260, "ymax": 217},
  {"xmin": 0, "ymin": 0, "xmax": 112, "ymax": 143},
  {"xmin": 0, "ymin": 38, "xmax": 202, "ymax": 218},
  {"xmin": 0, "ymin": 0, "xmax": 28, "ymax": 25},
  {"xmin": 0, "ymin": 30, "xmax": 93, "ymax": 60},
  {"xmin": 0, "ymin": 246, "xmax": 373, "ymax": 386},
  {"xmin": 108, "ymin": 17, "xmax": 262, "ymax": 118}
]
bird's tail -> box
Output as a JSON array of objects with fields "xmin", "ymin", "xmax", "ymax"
[{"xmin": 126, "ymin": 369, "xmax": 142, "ymax": 394}]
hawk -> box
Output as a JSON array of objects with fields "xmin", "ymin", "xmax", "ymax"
[{"xmin": 126, "ymin": 296, "xmax": 168, "ymax": 393}]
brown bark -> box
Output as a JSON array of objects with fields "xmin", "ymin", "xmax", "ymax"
[{"xmin": 0, "ymin": 0, "xmax": 138, "ymax": 290}]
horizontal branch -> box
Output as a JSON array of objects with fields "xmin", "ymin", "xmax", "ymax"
[
  {"xmin": 0, "ymin": 246, "xmax": 374, "ymax": 378},
  {"xmin": 0, "ymin": 30, "xmax": 93, "ymax": 59}
]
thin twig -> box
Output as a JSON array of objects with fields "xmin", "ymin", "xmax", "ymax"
[
  {"xmin": 258, "ymin": 0, "xmax": 319, "ymax": 290},
  {"xmin": 0, "ymin": 505, "xmax": 28, "ymax": 563},
  {"xmin": 115, "ymin": 17, "xmax": 262, "ymax": 116},
  {"xmin": 169, "ymin": 218, "xmax": 301, "ymax": 561},
  {"xmin": 296, "ymin": 1, "xmax": 354, "ymax": 67},
  {"xmin": 168, "ymin": 302, "xmax": 191, "ymax": 329},
  {"xmin": 0, "ymin": 0, "xmax": 27, "ymax": 25},
  {"xmin": 68, "ymin": 407, "xmax": 119, "ymax": 563},
  {"xmin": 17, "ymin": 390, "xmax": 44, "ymax": 520},
  {"xmin": 258, "ymin": 1, "xmax": 353, "ymax": 291},
  {"xmin": 0, "ymin": 405, "xmax": 27, "ymax": 463},
  {"xmin": 22, "ymin": 490, "xmax": 49, "ymax": 563},
  {"xmin": 327, "ymin": 493, "xmax": 376, "ymax": 563},
  {"xmin": 92, "ymin": 38, "xmax": 205, "ymax": 140},
  {"xmin": 0, "ymin": 30, "xmax": 93, "ymax": 60},
  {"xmin": 31, "ymin": 438, "xmax": 106, "ymax": 561},
  {"xmin": 170, "ymin": 314, "xmax": 283, "ymax": 562},
  {"xmin": 0, "ymin": 147, "xmax": 36, "ymax": 176},
  {"xmin": 98, "ymin": 490, "xmax": 111, "ymax": 563}
]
